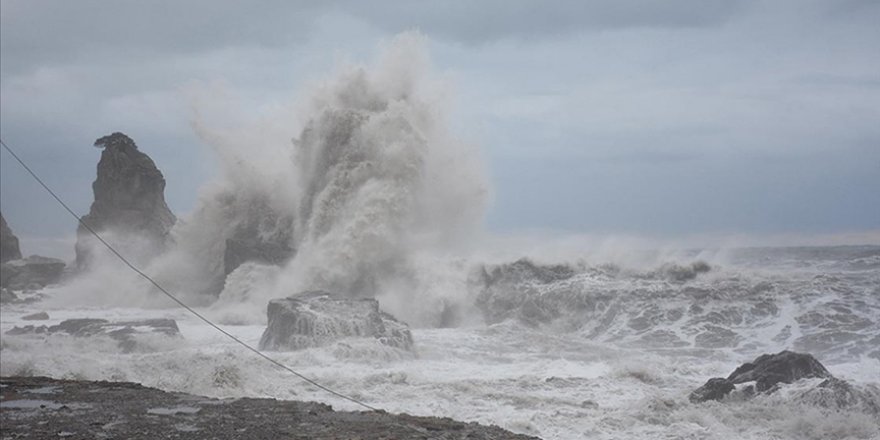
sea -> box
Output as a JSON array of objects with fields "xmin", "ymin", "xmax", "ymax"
[{"xmin": 2, "ymin": 245, "xmax": 879, "ymax": 440}]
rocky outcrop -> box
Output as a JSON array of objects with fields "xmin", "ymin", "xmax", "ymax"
[
  {"xmin": 0, "ymin": 255, "xmax": 65, "ymax": 290},
  {"xmin": 222, "ymin": 198, "xmax": 294, "ymax": 278},
  {"xmin": 75, "ymin": 132, "xmax": 176, "ymax": 270},
  {"xmin": 0, "ymin": 376, "xmax": 538, "ymax": 440},
  {"xmin": 259, "ymin": 291, "xmax": 413, "ymax": 352},
  {"xmin": 690, "ymin": 350, "xmax": 832, "ymax": 403},
  {"xmin": 6, "ymin": 318, "xmax": 180, "ymax": 352},
  {"xmin": 0, "ymin": 212, "xmax": 22, "ymax": 263}
]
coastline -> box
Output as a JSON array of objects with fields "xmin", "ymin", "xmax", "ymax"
[{"xmin": 0, "ymin": 376, "xmax": 539, "ymax": 440}]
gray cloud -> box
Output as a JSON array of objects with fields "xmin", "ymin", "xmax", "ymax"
[{"xmin": 1, "ymin": 0, "xmax": 878, "ymax": 246}]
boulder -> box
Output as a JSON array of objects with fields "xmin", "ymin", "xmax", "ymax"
[
  {"xmin": 690, "ymin": 350, "xmax": 833, "ymax": 403},
  {"xmin": 6, "ymin": 318, "xmax": 180, "ymax": 352},
  {"xmin": 0, "ymin": 212, "xmax": 22, "ymax": 263},
  {"xmin": 258, "ymin": 291, "xmax": 413, "ymax": 352},
  {"xmin": 75, "ymin": 132, "xmax": 176, "ymax": 270},
  {"xmin": 688, "ymin": 377, "xmax": 736, "ymax": 403},
  {"xmin": 0, "ymin": 255, "xmax": 65, "ymax": 290},
  {"xmin": 726, "ymin": 350, "xmax": 831, "ymax": 392},
  {"xmin": 22, "ymin": 311, "xmax": 50, "ymax": 321}
]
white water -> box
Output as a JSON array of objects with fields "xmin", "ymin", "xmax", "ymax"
[{"xmin": 2, "ymin": 33, "xmax": 879, "ymax": 439}]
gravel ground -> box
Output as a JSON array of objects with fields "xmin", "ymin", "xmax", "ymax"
[{"xmin": 0, "ymin": 376, "xmax": 539, "ymax": 439}]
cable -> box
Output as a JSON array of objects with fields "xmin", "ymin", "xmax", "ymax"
[{"xmin": 0, "ymin": 138, "xmax": 384, "ymax": 412}]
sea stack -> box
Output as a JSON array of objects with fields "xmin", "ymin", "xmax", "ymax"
[
  {"xmin": 75, "ymin": 132, "xmax": 176, "ymax": 270},
  {"xmin": 0, "ymin": 212, "xmax": 22, "ymax": 263}
]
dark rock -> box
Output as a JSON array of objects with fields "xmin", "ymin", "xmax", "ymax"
[
  {"xmin": 258, "ymin": 291, "xmax": 413, "ymax": 351},
  {"xmin": 689, "ymin": 377, "xmax": 735, "ymax": 403},
  {"xmin": 690, "ymin": 350, "xmax": 833, "ymax": 403},
  {"xmin": 1, "ymin": 255, "xmax": 65, "ymax": 290},
  {"xmin": 0, "ymin": 212, "xmax": 22, "ymax": 263},
  {"xmin": 726, "ymin": 350, "xmax": 831, "ymax": 392},
  {"xmin": 22, "ymin": 311, "xmax": 50, "ymax": 321},
  {"xmin": 0, "ymin": 376, "xmax": 538, "ymax": 440},
  {"xmin": 75, "ymin": 132, "xmax": 176, "ymax": 270},
  {"xmin": 6, "ymin": 318, "xmax": 180, "ymax": 353},
  {"xmin": 657, "ymin": 261, "xmax": 711, "ymax": 282},
  {"xmin": 224, "ymin": 238, "xmax": 293, "ymax": 276},
  {"xmin": 0, "ymin": 288, "xmax": 18, "ymax": 303}
]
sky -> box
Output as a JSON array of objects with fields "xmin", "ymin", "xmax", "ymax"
[{"xmin": 1, "ymin": 0, "xmax": 879, "ymax": 257}]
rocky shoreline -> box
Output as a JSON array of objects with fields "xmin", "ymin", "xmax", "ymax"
[{"xmin": 0, "ymin": 376, "xmax": 538, "ymax": 439}]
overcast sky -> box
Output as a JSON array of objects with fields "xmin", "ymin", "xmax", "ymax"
[{"xmin": 1, "ymin": 0, "xmax": 878, "ymax": 255}]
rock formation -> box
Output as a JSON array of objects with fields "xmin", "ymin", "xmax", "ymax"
[
  {"xmin": 0, "ymin": 255, "xmax": 65, "ymax": 290},
  {"xmin": 0, "ymin": 212, "xmax": 22, "ymax": 263},
  {"xmin": 222, "ymin": 197, "xmax": 295, "ymax": 279},
  {"xmin": 7, "ymin": 318, "xmax": 180, "ymax": 353},
  {"xmin": 689, "ymin": 350, "xmax": 880, "ymax": 414},
  {"xmin": 75, "ymin": 132, "xmax": 176, "ymax": 270},
  {"xmin": 690, "ymin": 350, "xmax": 832, "ymax": 403},
  {"xmin": 1, "ymin": 376, "xmax": 539, "ymax": 440},
  {"xmin": 259, "ymin": 291, "xmax": 414, "ymax": 352}
]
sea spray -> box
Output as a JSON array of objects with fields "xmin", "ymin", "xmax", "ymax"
[{"xmin": 152, "ymin": 32, "xmax": 488, "ymax": 325}]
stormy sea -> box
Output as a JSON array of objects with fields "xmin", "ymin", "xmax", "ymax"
[{"xmin": 1, "ymin": 35, "xmax": 878, "ymax": 439}]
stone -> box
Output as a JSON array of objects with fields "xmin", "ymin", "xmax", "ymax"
[
  {"xmin": 689, "ymin": 377, "xmax": 735, "ymax": 403},
  {"xmin": 22, "ymin": 312, "xmax": 50, "ymax": 321},
  {"xmin": 0, "ymin": 255, "xmax": 65, "ymax": 290},
  {"xmin": 726, "ymin": 350, "xmax": 831, "ymax": 392},
  {"xmin": 6, "ymin": 318, "xmax": 180, "ymax": 353},
  {"xmin": 0, "ymin": 212, "xmax": 22, "ymax": 263},
  {"xmin": 258, "ymin": 291, "xmax": 413, "ymax": 351},
  {"xmin": 690, "ymin": 350, "xmax": 833, "ymax": 403},
  {"xmin": 75, "ymin": 132, "xmax": 176, "ymax": 270}
]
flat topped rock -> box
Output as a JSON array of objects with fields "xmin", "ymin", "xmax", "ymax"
[
  {"xmin": 0, "ymin": 255, "xmax": 65, "ymax": 290},
  {"xmin": 6, "ymin": 318, "xmax": 181, "ymax": 353},
  {"xmin": 0, "ymin": 376, "xmax": 538, "ymax": 440},
  {"xmin": 258, "ymin": 291, "xmax": 413, "ymax": 352}
]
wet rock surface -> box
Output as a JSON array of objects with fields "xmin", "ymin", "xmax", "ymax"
[
  {"xmin": 690, "ymin": 350, "xmax": 836, "ymax": 403},
  {"xmin": 6, "ymin": 318, "xmax": 180, "ymax": 352},
  {"xmin": 0, "ymin": 255, "xmax": 65, "ymax": 290},
  {"xmin": 0, "ymin": 376, "xmax": 537, "ymax": 440},
  {"xmin": 0, "ymin": 212, "xmax": 22, "ymax": 263},
  {"xmin": 75, "ymin": 132, "xmax": 176, "ymax": 270},
  {"xmin": 259, "ymin": 291, "xmax": 414, "ymax": 352}
]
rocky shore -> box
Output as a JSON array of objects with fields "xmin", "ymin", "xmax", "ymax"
[{"xmin": 0, "ymin": 376, "xmax": 538, "ymax": 440}]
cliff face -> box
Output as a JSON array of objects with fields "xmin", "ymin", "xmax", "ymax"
[
  {"xmin": 0, "ymin": 212, "xmax": 22, "ymax": 263},
  {"xmin": 75, "ymin": 133, "xmax": 176, "ymax": 269}
]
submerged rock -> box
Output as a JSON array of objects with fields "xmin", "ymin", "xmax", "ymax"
[
  {"xmin": 22, "ymin": 312, "xmax": 50, "ymax": 321},
  {"xmin": 75, "ymin": 132, "xmax": 176, "ymax": 270},
  {"xmin": 473, "ymin": 258, "xmax": 580, "ymax": 325},
  {"xmin": 6, "ymin": 318, "xmax": 180, "ymax": 352},
  {"xmin": 0, "ymin": 255, "xmax": 65, "ymax": 290},
  {"xmin": 690, "ymin": 350, "xmax": 833, "ymax": 403},
  {"xmin": 258, "ymin": 291, "xmax": 413, "ymax": 352},
  {"xmin": 0, "ymin": 212, "xmax": 22, "ymax": 263}
]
